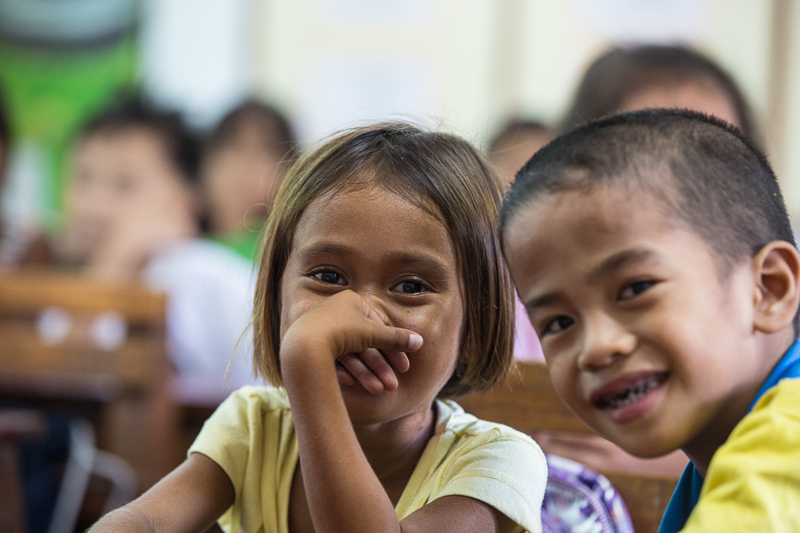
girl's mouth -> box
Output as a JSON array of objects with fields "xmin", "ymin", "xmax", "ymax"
[{"xmin": 590, "ymin": 372, "xmax": 669, "ymax": 422}]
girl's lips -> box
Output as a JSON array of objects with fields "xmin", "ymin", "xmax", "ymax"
[{"xmin": 589, "ymin": 371, "xmax": 669, "ymax": 422}]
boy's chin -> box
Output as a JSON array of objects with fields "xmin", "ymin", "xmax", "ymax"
[{"xmin": 610, "ymin": 436, "xmax": 680, "ymax": 460}]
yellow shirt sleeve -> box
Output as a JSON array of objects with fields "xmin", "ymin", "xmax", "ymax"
[{"xmin": 681, "ymin": 379, "xmax": 800, "ymax": 532}]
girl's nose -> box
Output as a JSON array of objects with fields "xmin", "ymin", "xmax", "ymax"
[
  {"xmin": 359, "ymin": 291, "xmax": 392, "ymax": 325},
  {"xmin": 577, "ymin": 314, "xmax": 636, "ymax": 371}
]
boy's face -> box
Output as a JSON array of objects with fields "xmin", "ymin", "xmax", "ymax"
[
  {"xmin": 503, "ymin": 187, "xmax": 765, "ymax": 461},
  {"xmin": 64, "ymin": 127, "xmax": 195, "ymax": 260}
]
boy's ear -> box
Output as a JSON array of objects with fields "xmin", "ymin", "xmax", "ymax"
[{"xmin": 752, "ymin": 241, "xmax": 800, "ymax": 334}]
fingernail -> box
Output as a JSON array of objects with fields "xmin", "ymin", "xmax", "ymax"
[{"xmin": 408, "ymin": 333, "xmax": 423, "ymax": 350}]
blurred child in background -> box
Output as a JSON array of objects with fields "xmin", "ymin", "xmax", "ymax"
[
  {"xmin": 201, "ymin": 100, "xmax": 296, "ymax": 262},
  {"xmin": 486, "ymin": 119, "xmax": 553, "ymax": 363},
  {"xmin": 60, "ymin": 98, "xmax": 256, "ymax": 401},
  {"xmin": 562, "ymin": 44, "xmax": 758, "ymax": 140},
  {"xmin": 487, "ymin": 119, "xmax": 553, "ymax": 192}
]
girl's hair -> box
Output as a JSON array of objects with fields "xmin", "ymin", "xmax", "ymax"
[
  {"xmin": 206, "ymin": 99, "xmax": 298, "ymax": 164},
  {"xmin": 562, "ymin": 44, "xmax": 759, "ymax": 143},
  {"xmin": 252, "ymin": 122, "xmax": 515, "ymax": 397}
]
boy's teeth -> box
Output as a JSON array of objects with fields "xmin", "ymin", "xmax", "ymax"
[{"xmin": 605, "ymin": 377, "xmax": 661, "ymax": 409}]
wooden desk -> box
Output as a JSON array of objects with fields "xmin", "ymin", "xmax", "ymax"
[
  {"xmin": 0, "ymin": 271, "xmax": 180, "ymax": 490},
  {"xmin": 0, "ymin": 410, "xmax": 46, "ymax": 533}
]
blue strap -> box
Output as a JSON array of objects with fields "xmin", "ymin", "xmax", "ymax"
[{"xmin": 657, "ymin": 340, "xmax": 800, "ymax": 533}]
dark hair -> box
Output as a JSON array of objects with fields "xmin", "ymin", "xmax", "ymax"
[
  {"xmin": 562, "ymin": 44, "xmax": 759, "ymax": 142},
  {"xmin": 254, "ymin": 122, "xmax": 515, "ymax": 397},
  {"xmin": 206, "ymin": 99, "xmax": 297, "ymax": 164},
  {"xmin": 488, "ymin": 119, "xmax": 551, "ymax": 155},
  {"xmin": 502, "ymin": 108, "xmax": 795, "ymax": 288},
  {"xmin": 76, "ymin": 97, "xmax": 201, "ymax": 184}
]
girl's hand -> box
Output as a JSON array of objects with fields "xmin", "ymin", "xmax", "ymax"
[{"xmin": 280, "ymin": 290, "xmax": 423, "ymax": 394}]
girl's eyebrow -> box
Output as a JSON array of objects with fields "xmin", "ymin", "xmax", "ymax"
[{"xmin": 297, "ymin": 243, "xmax": 450, "ymax": 274}]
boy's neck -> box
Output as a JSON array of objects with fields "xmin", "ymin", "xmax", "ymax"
[{"xmin": 684, "ymin": 333, "xmax": 795, "ymax": 476}]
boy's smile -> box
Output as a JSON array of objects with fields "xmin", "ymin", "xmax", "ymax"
[{"xmin": 503, "ymin": 187, "xmax": 770, "ymax": 466}]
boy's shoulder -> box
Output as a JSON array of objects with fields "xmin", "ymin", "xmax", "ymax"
[
  {"xmin": 710, "ymin": 377, "xmax": 800, "ymax": 475},
  {"xmin": 675, "ymin": 377, "xmax": 800, "ymax": 532},
  {"xmin": 740, "ymin": 377, "xmax": 800, "ymax": 434}
]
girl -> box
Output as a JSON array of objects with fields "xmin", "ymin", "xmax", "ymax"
[{"xmin": 90, "ymin": 123, "xmax": 547, "ymax": 533}]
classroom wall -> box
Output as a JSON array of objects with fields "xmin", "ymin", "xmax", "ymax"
[
  {"xmin": 250, "ymin": 0, "xmax": 800, "ymax": 216},
  {"xmin": 3, "ymin": 1, "xmax": 800, "ymax": 224}
]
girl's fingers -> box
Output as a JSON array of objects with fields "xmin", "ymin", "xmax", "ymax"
[
  {"xmin": 358, "ymin": 348, "xmax": 399, "ymax": 391},
  {"xmin": 335, "ymin": 362, "xmax": 355, "ymax": 386},
  {"xmin": 338, "ymin": 320, "xmax": 422, "ymax": 357},
  {"xmin": 338, "ymin": 352, "xmax": 386, "ymax": 395},
  {"xmin": 383, "ymin": 350, "xmax": 410, "ymax": 373}
]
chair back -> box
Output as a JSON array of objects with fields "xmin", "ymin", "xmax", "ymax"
[
  {"xmin": 458, "ymin": 362, "xmax": 679, "ymax": 533},
  {"xmin": 0, "ymin": 270, "xmax": 177, "ymax": 489}
]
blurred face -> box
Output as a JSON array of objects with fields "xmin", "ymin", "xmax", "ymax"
[
  {"xmin": 202, "ymin": 121, "xmax": 284, "ymax": 234},
  {"xmin": 279, "ymin": 185, "xmax": 464, "ymax": 424},
  {"xmin": 503, "ymin": 187, "xmax": 764, "ymax": 463},
  {"xmin": 64, "ymin": 128, "xmax": 195, "ymax": 261},
  {"xmin": 619, "ymin": 80, "xmax": 741, "ymax": 129},
  {"xmin": 491, "ymin": 130, "xmax": 552, "ymax": 192}
]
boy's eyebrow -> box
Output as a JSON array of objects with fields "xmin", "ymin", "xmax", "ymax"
[
  {"xmin": 525, "ymin": 248, "xmax": 656, "ymax": 311},
  {"xmin": 585, "ymin": 247, "xmax": 656, "ymax": 284}
]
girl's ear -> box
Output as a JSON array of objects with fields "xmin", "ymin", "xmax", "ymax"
[{"xmin": 752, "ymin": 241, "xmax": 800, "ymax": 334}]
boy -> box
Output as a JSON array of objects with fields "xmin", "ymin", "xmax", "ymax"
[
  {"xmin": 500, "ymin": 108, "xmax": 800, "ymax": 532},
  {"xmin": 62, "ymin": 98, "xmax": 258, "ymax": 399}
]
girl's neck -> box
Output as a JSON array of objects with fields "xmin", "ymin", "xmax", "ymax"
[{"xmin": 352, "ymin": 403, "xmax": 437, "ymax": 502}]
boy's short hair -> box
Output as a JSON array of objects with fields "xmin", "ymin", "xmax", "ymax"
[
  {"xmin": 206, "ymin": 99, "xmax": 297, "ymax": 164},
  {"xmin": 501, "ymin": 109, "xmax": 796, "ymax": 277},
  {"xmin": 77, "ymin": 96, "xmax": 201, "ymax": 184},
  {"xmin": 563, "ymin": 44, "xmax": 759, "ymax": 142},
  {"xmin": 253, "ymin": 123, "xmax": 515, "ymax": 397}
]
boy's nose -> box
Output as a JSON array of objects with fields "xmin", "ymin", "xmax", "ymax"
[{"xmin": 577, "ymin": 314, "xmax": 636, "ymax": 371}]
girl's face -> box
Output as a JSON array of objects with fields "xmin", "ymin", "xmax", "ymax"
[
  {"xmin": 201, "ymin": 122, "xmax": 284, "ymax": 234},
  {"xmin": 618, "ymin": 80, "xmax": 741, "ymax": 129},
  {"xmin": 279, "ymin": 185, "xmax": 464, "ymax": 424}
]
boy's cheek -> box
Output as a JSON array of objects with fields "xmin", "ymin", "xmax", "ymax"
[{"xmin": 547, "ymin": 359, "xmax": 585, "ymax": 411}]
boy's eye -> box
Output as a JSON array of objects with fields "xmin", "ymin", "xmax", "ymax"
[
  {"xmin": 311, "ymin": 270, "xmax": 345, "ymax": 285},
  {"xmin": 392, "ymin": 279, "xmax": 429, "ymax": 295},
  {"xmin": 542, "ymin": 316, "xmax": 574, "ymax": 336},
  {"xmin": 618, "ymin": 280, "xmax": 656, "ymax": 301}
]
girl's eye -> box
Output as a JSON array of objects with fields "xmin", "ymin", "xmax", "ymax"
[
  {"xmin": 393, "ymin": 279, "xmax": 428, "ymax": 295},
  {"xmin": 542, "ymin": 316, "xmax": 574, "ymax": 336},
  {"xmin": 618, "ymin": 280, "xmax": 656, "ymax": 301},
  {"xmin": 311, "ymin": 270, "xmax": 345, "ymax": 285}
]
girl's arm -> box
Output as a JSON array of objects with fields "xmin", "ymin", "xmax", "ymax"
[
  {"xmin": 281, "ymin": 291, "xmax": 508, "ymax": 533},
  {"xmin": 88, "ymin": 452, "xmax": 234, "ymax": 533}
]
